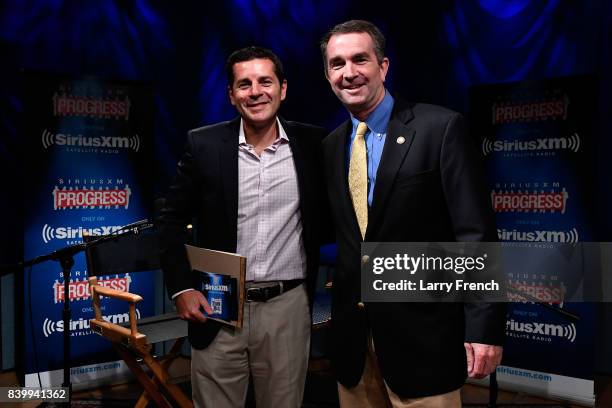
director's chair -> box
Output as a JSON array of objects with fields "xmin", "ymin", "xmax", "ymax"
[{"xmin": 85, "ymin": 231, "xmax": 192, "ymax": 408}]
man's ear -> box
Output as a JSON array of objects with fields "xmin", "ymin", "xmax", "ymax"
[
  {"xmin": 280, "ymin": 80, "xmax": 287, "ymax": 101},
  {"xmin": 228, "ymin": 85, "xmax": 236, "ymax": 106},
  {"xmin": 380, "ymin": 57, "xmax": 389, "ymax": 83}
]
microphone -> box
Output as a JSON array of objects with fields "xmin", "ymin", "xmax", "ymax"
[
  {"xmin": 2, "ymin": 219, "xmax": 156, "ymax": 274},
  {"xmin": 82, "ymin": 219, "xmax": 154, "ymax": 248},
  {"xmin": 114, "ymin": 219, "xmax": 154, "ymax": 234}
]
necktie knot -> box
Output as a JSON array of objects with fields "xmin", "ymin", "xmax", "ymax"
[{"xmin": 356, "ymin": 122, "xmax": 368, "ymax": 139}]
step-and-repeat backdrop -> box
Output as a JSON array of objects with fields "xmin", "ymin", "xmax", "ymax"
[{"xmin": 20, "ymin": 74, "xmax": 156, "ymax": 388}]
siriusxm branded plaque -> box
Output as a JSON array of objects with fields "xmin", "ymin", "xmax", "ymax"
[
  {"xmin": 197, "ymin": 271, "xmax": 239, "ymax": 322},
  {"xmin": 185, "ymin": 244, "xmax": 246, "ymax": 328}
]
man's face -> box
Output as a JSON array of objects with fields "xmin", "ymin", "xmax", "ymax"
[
  {"xmin": 229, "ymin": 58, "xmax": 287, "ymax": 128},
  {"xmin": 325, "ymin": 32, "xmax": 389, "ymax": 118}
]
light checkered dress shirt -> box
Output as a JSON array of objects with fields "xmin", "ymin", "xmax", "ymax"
[{"xmin": 236, "ymin": 118, "xmax": 307, "ymax": 281}]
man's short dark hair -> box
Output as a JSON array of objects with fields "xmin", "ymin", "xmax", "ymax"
[
  {"xmin": 226, "ymin": 46, "xmax": 285, "ymax": 86},
  {"xmin": 320, "ymin": 20, "xmax": 386, "ymax": 71}
]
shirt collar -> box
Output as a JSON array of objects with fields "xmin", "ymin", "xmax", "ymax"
[
  {"xmin": 239, "ymin": 117, "xmax": 288, "ymax": 146},
  {"xmin": 350, "ymin": 90, "xmax": 394, "ymax": 135}
]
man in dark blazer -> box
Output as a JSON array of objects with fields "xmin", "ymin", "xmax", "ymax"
[
  {"xmin": 320, "ymin": 20, "xmax": 506, "ymax": 407},
  {"xmin": 158, "ymin": 46, "xmax": 327, "ymax": 408}
]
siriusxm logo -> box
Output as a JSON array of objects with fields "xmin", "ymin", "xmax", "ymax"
[
  {"xmin": 506, "ymin": 319, "xmax": 576, "ymax": 343},
  {"xmin": 42, "ymin": 224, "xmax": 123, "ymax": 243},
  {"xmin": 42, "ymin": 310, "xmax": 140, "ymax": 337},
  {"xmin": 205, "ymin": 284, "xmax": 229, "ymax": 292},
  {"xmin": 482, "ymin": 133, "xmax": 580, "ymax": 156},
  {"xmin": 497, "ymin": 228, "xmax": 579, "ymax": 243},
  {"xmin": 41, "ymin": 129, "xmax": 140, "ymax": 151}
]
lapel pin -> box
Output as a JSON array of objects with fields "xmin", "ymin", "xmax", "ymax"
[{"xmin": 396, "ymin": 136, "xmax": 405, "ymax": 145}]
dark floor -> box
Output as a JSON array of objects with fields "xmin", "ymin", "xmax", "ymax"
[{"xmin": 1, "ymin": 358, "xmax": 599, "ymax": 407}]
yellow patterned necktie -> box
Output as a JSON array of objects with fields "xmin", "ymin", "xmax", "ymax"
[{"xmin": 348, "ymin": 122, "xmax": 368, "ymax": 240}]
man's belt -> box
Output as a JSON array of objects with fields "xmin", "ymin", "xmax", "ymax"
[{"xmin": 245, "ymin": 279, "xmax": 304, "ymax": 302}]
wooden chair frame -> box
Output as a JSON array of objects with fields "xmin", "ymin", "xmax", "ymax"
[
  {"xmin": 85, "ymin": 231, "xmax": 193, "ymax": 408},
  {"xmin": 88, "ymin": 278, "xmax": 192, "ymax": 408}
]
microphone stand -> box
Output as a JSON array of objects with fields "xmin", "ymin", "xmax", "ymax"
[{"xmin": 1, "ymin": 219, "xmax": 153, "ymax": 406}]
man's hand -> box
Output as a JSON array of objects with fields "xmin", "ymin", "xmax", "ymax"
[
  {"xmin": 175, "ymin": 290, "xmax": 213, "ymax": 323},
  {"xmin": 465, "ymin": 342, "xmax": 503, "ymax": 379}
]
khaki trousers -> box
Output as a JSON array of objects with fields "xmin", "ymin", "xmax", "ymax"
[
  {"xmin": 191, "ymin": 283, "xmax": 311, "ymax": 408},
  {"xmin": 338, "ymin": 336, "xmax": 461, "ymax": 408}
]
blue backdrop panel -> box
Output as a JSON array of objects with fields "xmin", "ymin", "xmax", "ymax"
[
  {"xmin": 20, "ymin": 73, "xmax": 155, "ymax": 385},
  {"xmin": 470, "ymin": 75, "xmax": 597, "ymax": 382}
]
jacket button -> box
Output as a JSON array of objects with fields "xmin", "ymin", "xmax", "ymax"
[
  {"xmin": 361, "ymin": 255, "xmax": 370, "ymax": 264},
  {"xmin": 357, "ymin": 302, "xmax": 365, "ymax": 309}
]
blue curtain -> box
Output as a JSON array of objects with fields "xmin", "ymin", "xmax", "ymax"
[
  {"xmin": 2, "ymin": 0, "xmax": 611, "ymax": 373},
  {"xmin": 0, "ymin": 0, "xmax": 609, "ymax": 249}
]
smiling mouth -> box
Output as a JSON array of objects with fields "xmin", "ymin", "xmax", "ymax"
[
  {"xmin": 247, "ymin": 102, "xmax": 268, "ymax": 108},
  {"xmin": 342, "ymin": 85, "xmax": 364, "ymax": 93}
]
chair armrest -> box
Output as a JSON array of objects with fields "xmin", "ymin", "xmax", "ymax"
[
  {"xmin": 92, "ymin": 285, "xmax": 143, "ymax": 303},
  {"xmin": 89, "ymin": 317, "xmax": 148, "ymax": 352},
  {"xmin": 88, "ymin": 277, "xmax": 142, "ymax": 338}
]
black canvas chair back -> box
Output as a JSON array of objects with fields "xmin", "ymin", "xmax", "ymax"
[{"xmin": 85, "ymin": 231, "xmax": 160, "ymax": 276}]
